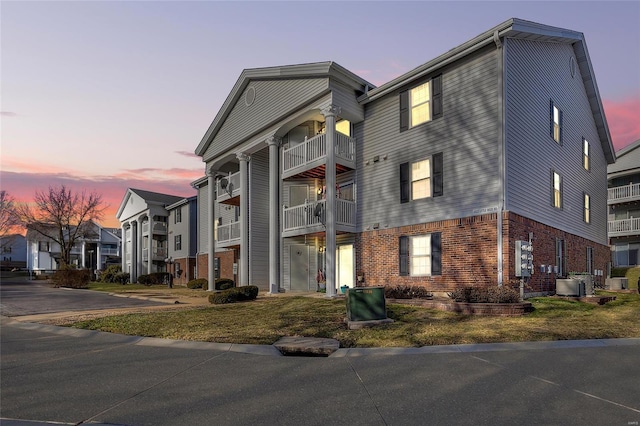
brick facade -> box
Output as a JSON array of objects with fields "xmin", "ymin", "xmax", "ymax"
[
  {"xmin": 355, "ymin": 211, "xmax": 609, "ymax": 295},
  {"xmin": 196, "ymin": 250, "xmax": 236, "ymax": 284}
]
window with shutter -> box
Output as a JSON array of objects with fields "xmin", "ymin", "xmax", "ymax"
[
  {"xmin": 400, "ymin": 153, "xmax": 443, "ymax": 202},
  {"xmin": 399, "ymin": 75, "xmax": 443, "ymax": 132}
]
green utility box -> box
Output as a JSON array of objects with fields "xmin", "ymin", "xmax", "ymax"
[{"xmin": 346, "ymin": 286, "xmax": 387, "ymax": 322}]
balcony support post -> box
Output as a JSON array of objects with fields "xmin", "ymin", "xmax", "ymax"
[
  {"xmin": 207, "ymin": 169, "xmax": 218, "ymax": 291},
  {"xmin": 147, "ymin": 216, "xmax": 153, "ymax": 275},
  {"xmin": 322, "ymin": 105, "xmax": 340, "ymax": 297},
  {"xmin": 266, "ymin": 137, "xmax": 282, "ymax": 294},
  {"xmin": 237, "ymin": 152, "xmax": 251, "ymax": 286},
  {"xmin": 132, "ymin": 220, "xmax": 139, "ymax": 282}
]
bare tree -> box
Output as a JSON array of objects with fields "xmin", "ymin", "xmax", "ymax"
[
  {"xmin": 0, "ymin": 190, "xmax": 21, "ymax": 250},
  {"xmin": 17, "ymin": 185, "xmax": 107, "ymax": 268}
]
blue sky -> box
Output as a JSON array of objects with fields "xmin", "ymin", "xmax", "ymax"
[{"xmin": 2, "ymin": 1, "xmax": 639, "ymax": 227}]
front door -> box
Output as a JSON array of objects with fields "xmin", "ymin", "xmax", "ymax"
[
  {"xmin": 336, "ymin": 244, "xmax": 354, "ymax": 290},
  {"xmin": 290, "ymin": 244, "xmax": 309, "ymax": 291}
]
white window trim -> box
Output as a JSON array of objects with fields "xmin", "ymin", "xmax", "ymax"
[
  {"xmin": 410, "ymin": 81, "xmax": 431, "ymax": 128},
  {"xmin": 553, "ymin": 171, "xmax": 562, "ymax": 209},
  {"xmin": 411, "ymin": 157, "xmax": 433, "ymax": 201},
  {"xmin": 410, "ymin": 234, "xmax": 432, "ymax": 276},
  {"xmin": 553, "ymin": 104, "xmax": 561, "ymax": 143},
  {"xmin": 584, "ymin": 193, "xmax": 591, "ymax": 224}
]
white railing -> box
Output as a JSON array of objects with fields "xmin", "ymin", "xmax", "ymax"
[
  {"xmin": 608, "ymin": 218, "xmax": 640, "ymax": 237},
  {"xmin": 142, "ymin": 247, "xmax": 167, "ymax": 261},
  {"xmin": 153, "ymin": 222, "xmax": 167, "ymax": 233},
  {"xmin": 283, "ymin": 198, "xmax": 356, "ymax": 232},
  {"xmin": 216, "ymin": 171, "xmax": 241, "ymax": 199},
  {"xmin": 142, "ymin": 222, "xmax": 150, "ymax": 233},
  {"xmin": 217, "ymin": 221, "xmax": 241, "ymax": 244},
  {"xmin": 282, "ymin": 132, "xmax": 356, "ymax": 174},
  {"xmin": 101, "ymin": 247, "xmax": 119, "ymax": 256},
  {"xmin": 608, "ymin": 182, "xmax": 640, "ymax": 203}
]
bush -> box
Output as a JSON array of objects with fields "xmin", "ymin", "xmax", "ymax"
[
  {"xmin": 215, "ymin": 278, "xmax": 235, "ymax": 290},
  {"xmin": 99, "ymin": 265, "xmax": 122, "ymax": 283},
  {"xmin": 52, "ymin": 269, "xmax": 90, "ymax": 289},
  {"xmin": 114, "ymin": 272, "xmax": 130, "ymax": 285},
  {"xmin": 209, "ymin": 285, "xmax": 259, "ymax": 304},
  {"xmin": 385, "ymin": 285, "xmax": 433, "ymax": 299},
  {"xmin": 448, "ymin": 286, "xmax": 520, "ymax": 303},
  {"xmin": 137, "ymin": 272, "xmax": 171, "ymax": 286},
  {"xmin": 187, "ymin": 278, "xmax": 208, "ymax": 289}
]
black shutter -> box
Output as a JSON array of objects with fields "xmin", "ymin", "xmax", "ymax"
[
  {"xmin": 399, "ymin": 91, "xmax": 409, "ymax": 132},
  {"xmin": 549, "ymin": 100, "xmax": 554, "ymax": 139},
  {"xmin": 432, "ymin": 152, "xmax": 443, "ymax": 197},
  {"xmin": 431, "ymin": 232, "xmax": 442, "ymax": 276},
  {"xmin": 400, "ymin": 162, "xmax": 410, "ymax": 203},
  {"xmin": 399, "ymin": 236, "xmax": 409, "ymax": 276},
  {"xmin": 432, "ymin": 75, "xmax": 443, "ymax": 119}
]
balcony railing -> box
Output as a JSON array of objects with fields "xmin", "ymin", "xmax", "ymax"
[
  {"xmin": 217, "ymin": 221, "xmax": 241, "ymax": 245},
  {"xmin": 608, "ymin": 182, "xmax": 640, "ymax": 204},
  {"xmin": 141, "ymin": 222, "xmax": 168, "ymax": 234},
  {"xmin": 282, "ymin": 132, "xmax": 356, "ymax": 176},
  {"xmin": 283, "ymin": 198, "xmax": 356, "ymax": 233},
  {"xmin": 216, "ymin": 171, "xmax": 241, "ymax": 203},
  {"xmin": 101, "ymin": 247, "xmax": 119, "ymax": 256},
  {"xmin": 608, "ymin": 218, "xmax": 640, "ymax": 237},
  {"xmin": 142, "ymin": 247, "xmax": 167, "ymax": 261}
]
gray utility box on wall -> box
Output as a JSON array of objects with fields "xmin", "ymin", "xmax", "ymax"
[
  {"xmin": 346, "ymin": 286, "xmax": 387, "ymax": 322},
  {"xmin": 556, "ymin": 279, "xmax": 586, "ymax": 297},
  {"xmin": 605, "ymin": 277, "xmax": 628, "ymax": 290}
]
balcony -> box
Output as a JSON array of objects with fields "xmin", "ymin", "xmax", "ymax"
[
  {"xmin": 216, "ymin": 171, "xmax": 241, "ymax": 206},
  {"xmin": 142, "ymin": 247, "xmax": 167, "ymax": 261},
  {"xmin": 608, "ymin": 218, "xmax": 640, "ymax": 237},
  {"xmin": 282, "ymin": 132, "xmax": 356, "ymax": 180},
  {"xmin": 101, "ymin": 247, "xmax": 119, "ymax": 256},
  {"xmin": 608, "ymin": 182, "xmax": 640, "ymax": 204},
  {"xmin": 217, "ymin": 221, "xmax": 241, "ymax": 247},
  {"xmin": 282, "ymin": 198, "xmax": 356, "ymax": 237},
  {"xmin": 141, "ymin": 222, "xmax": 168, "ymax": 235}
]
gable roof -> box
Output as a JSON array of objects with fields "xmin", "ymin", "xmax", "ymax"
[
  {"xmin": 116, "ymin": 188, "xmax": 185, "ymax": 219},
  {"xmin": 194, "ymin": 61, "xmax": 375, "ymax": 157},
  {"xmin": 608, "ymin": 139, "xmax": 640, "ymax": 178},
  {"xmin": 359, "ymin": 17, "xmax": 615, "ymax": 165}
]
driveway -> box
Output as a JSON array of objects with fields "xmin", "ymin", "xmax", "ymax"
[{"xmin": 0, "ymin": 278, "xmax": 167, "ymax": 318}]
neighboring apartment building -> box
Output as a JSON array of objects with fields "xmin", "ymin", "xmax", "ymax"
[
  {"xmin": 193, "ymin": 18, "xmax": 614, "ymax": 296},
  {"xmin": 608, "ymin": 140, "xmax": 640, "ymax": 267},
  {"xmin": 116, "ymin": 188, "xmax": 184, "ymax": 282},
  {"xmin": 0, "ymin": 234, "xmax": 27, "ymax": 270},
  {"xmin": 166, "ymin": 196, "xmax": 198, "ymax": 286},
  {"xmin": 26, "ymin": 221, "xmax": 121, "ymax": 273}
]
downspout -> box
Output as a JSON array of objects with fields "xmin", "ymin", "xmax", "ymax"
[{"xmin": 494, "ymin": 30, "xmax": 505, "ymax": 286}]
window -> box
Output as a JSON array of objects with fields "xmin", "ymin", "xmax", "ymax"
[
  {"xmin": 399, "ymin": 233, "xmax": 441, "ymax": 276},
  {"xmin": 584, "ymin": 193, "xmax": 590, "ymax": 223},
  {"xmin": 38, "ymin": 241, "xmax": 49, "ymax": 252},
  {"xmin": 555, "ymin": 238, "xmax": 566, "ymax": 277},
  {"xmin": 174, "ymin": 235, "xmax": 182, "ymax": 251},
  {"xmin": 175, "ymin": 207, "xmax": 182, "ymax": 224},
  {"xmin": 400, "ymin": 153, "xmax": 443, "ymax": 203},
  {"xmin": 552, "ymin": 171, "xmax": 563, "ymax": 208},
  {"xmin": 336, "ymin": 119, "xmax": 351, "ymax": 137},
  {"xmin": 586, "ymin": 247, "xmax": 594, "ymax": 275},
  {"xmin": 214, "ymin": 257, "xmax": 220, "ymax": 279},
  {"xmin": 583, "ymin": 139, "xmax": 590, "ymax": 171},
  {"xmin": 550, "ymin": 100, "xmax": 563, "ymax": 143},
  {"xmin": 399, "ymin": 75, "xmax": 442, "ymax": 131}
]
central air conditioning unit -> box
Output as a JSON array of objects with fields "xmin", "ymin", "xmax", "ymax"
[{"xmin": 555, "ymin": 278, "xmax": 586, "ymax": 297}]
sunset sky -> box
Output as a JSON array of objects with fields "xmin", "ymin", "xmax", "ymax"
[{"xmin": 2, "ymin": 1, "xmax": 639, "ymax": 228}]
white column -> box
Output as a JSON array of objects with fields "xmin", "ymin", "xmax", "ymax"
[
  {"xmin": 322, "ymin": 105, "xmax": 340, "ymax": 297},
  {"xmin": 207, "ymin": 170, "xmax": 216, "ymax": 291},
  {"xmin": 131, "ymin": 221, "xmax": 138, "ymax": 282},
  {"xmin": 237, "ymin": 152, "xmax": 250, "ymax": 286},
  {"xmin": 96, "ymin": 245, "xmax": 101, "ymax": 271},
  {"xmin": 147, "ymin": 216, "xmax": 154, "ymax": 274},
  {"xmin": 266, "ymin": 137, "xmax": 281, "ymax": 293},
  {"xmin": 81, "ymin": 241, "xmax": 86, "ymax": 268},
  {"xmin": 121, "ymin": 225, "xmax": 127, "ymax": 274}
]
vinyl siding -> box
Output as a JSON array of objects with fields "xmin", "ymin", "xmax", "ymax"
[
  {"xmin": 357, "ymin": 45, "xmax": 500, "ymax": 230},
  {"xmin": 329, "ymin": 80, "xmax": 365, "ymax": 123},
  {"xmin": 204, "ymin": 78, "xmax": 329, "ymax": 160},
  {"xmin": 197, "ymin": 185, "xmax": 208, "ymax": 253},
  {"xmin": 249, "ymin": 149, "xmax": 270, "ymax": 290},
  {"xmin": 504, "ymin": 38, "xmax": 608, "ymax": 244}
]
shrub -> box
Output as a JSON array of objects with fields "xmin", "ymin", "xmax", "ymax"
[
  {"xmin": 52, "ymin": 269, "xmax": 90, "ymax": 289},
  {"xmin": 209, "ymin": 285, "xmax": 259, "ymax": 304},
  {"xmin": 137, "ymin": 272, "xmax": 171, "ymax": 286},
  {"xmin": 187, "ymin": 278, "xmax": 208, "ymax": 289},
  {"xmin": 114, "ymin": 272, "xmax": 130, "ymax": 285},
  {"xmin": 215, "ymin": 278, "xmax": 235, "ymax": 290},
  {"xmin": 99, "ymin": 265, "xmax": 122, "ymax": 283},
  {"xmin": 448, "ymin": 286, "xmax": 520, "ymax": 303},
  {"xmin": 385, "ymin": 285, "xmax": 433, "ymax": 299}
]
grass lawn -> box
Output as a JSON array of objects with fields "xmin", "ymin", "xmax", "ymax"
[{"xmin": 69, "ymin": 290, "xmax": 640, "ymax": 348}]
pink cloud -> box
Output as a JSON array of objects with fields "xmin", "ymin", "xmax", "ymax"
[
  {"xmin": 2, "ymin": 170, "xmax": 198, "ymax": 229},
  {"xmin": 175, "ymin": 150, "xmax": 200, "ymax": 159},
  {"xmin": 603, "ymin": 94, "xmax": 640, "ymax": 151}
]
